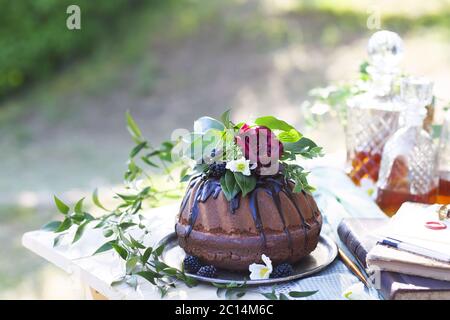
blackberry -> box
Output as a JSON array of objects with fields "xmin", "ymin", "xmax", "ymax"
[
  {"xmin": 271, "ymin": 263, "xmax": 294, "ymax": 278},
  {"xmin": 208, "ymin": 163, "xmax": 226, "ymax": 178},
  {"xmin": 197, "ymin": 265, "xmax": 217, "ymax": 278},
  {"xmin": 183, "ymin": 255, "xmax": 202, "ymax": 273}
]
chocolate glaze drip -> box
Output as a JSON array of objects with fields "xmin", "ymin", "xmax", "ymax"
[
  {"xmin": 265, "ymin": 184, "xmax": 293, "ymax": 253},
  {"xmin": 301, "ymin": 190, "xmax": 320, "ymax": 224},
  {"xmin": 179, "ymin": 175, "xmax": 200, "ymax": 213},
  {"xmin": 249, "ymin": 189, "xmax": 266, "ymax": 247},
  {"xmin": 179, "ymin": 174, "xmax": 313, "ymax": 249},
  {"xmin": 186, "ymin": 179, "xmax": 206, "ymax": 237}
]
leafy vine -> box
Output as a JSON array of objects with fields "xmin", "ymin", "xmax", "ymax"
[{"xmin": 43, "ymin": 109, "xmax": 321, "ymax": 299}]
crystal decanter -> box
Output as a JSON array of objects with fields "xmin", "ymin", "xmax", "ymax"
[
  {"xmin": 346, "ymin": 30, "xmax": 404, "ymax": 186},
  {"xmin": 376, "ymin": 77, "xmax": 438, "ymax": 216},
  {"xmin": 438, "ymin": 110, "xmax": 450, "ymax": 204}
]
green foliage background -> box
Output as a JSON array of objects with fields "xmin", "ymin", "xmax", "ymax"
[{"xmin": 0, "ymin": 0, "xmax": 161, "ymax": 99}]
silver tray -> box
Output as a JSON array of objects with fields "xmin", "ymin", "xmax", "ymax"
[{"xmin": 157, "ymin": 233, "xmax": 337, "ymax": 285}]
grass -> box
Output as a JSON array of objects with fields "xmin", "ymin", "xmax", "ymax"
[
  {"xmin": 291, "ymin": 3, "xmax": 450, "ymax": 36},
  {"xmin": 0, "ymin": 0, "xmax": 225, "ymax": 132}
]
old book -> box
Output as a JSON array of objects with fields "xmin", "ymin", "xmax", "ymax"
[
  {"xmin": 367, "ymin": 202, "xmax": 450, "ymax": 281},
  {"xmin": 338, "ymin": 218, "xmax": 450, "ymax": 300}
]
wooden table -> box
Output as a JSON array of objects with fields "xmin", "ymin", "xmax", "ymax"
[{"xmin": 22, "ymin": 165, "xmax": 385, "ymax": 300}]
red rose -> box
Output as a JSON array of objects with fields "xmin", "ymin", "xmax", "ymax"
[{"xmin": 236, "ymin": 124, "xmax": 283, "ymax": 167}]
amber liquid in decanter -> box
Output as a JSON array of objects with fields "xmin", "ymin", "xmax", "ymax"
[
  {"xmin": 348, "ymin": 150, "xmax": 382, "ymax": 185},
  {"xmin": 438, "ymin": 171, "xmax": 450, "ymax": 205},
  {"xmin": 376, "ymin": 156, "xmax": 437, "ymax": 217}
]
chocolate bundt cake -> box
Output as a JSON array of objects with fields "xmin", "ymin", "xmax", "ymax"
[{"xmin": 176, "ymin": 174, "xmax": 322, "ymax": 271}]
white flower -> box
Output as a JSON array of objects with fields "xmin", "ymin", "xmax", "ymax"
[
  {"xmin": 342, "ymin": 282, "xmax": 372, "ymax": 300},
  {"xmin": 359, "ymin": 177, "xmax": 377, "ymax": 199},
  {"xmin": 226, "ymin": 158, "xmax": 256, "ymax": 176},
  {"xmin": 249, "ymin": 254, "xmax": 273, "ymax": 280}
]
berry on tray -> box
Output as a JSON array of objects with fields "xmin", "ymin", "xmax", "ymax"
[
  {"xmin": 197, "ymin": 265, "xmax": 217, "ymax": 278},
  {"xmin": 183, "ymin": 255, "xmax": 202, "ymax": 273},
  {"xmin": 271, "ymin": 263, "xmax": 294, "ymax": 278}
]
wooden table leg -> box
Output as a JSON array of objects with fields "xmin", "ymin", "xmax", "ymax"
[{"xmin": 89, "ymin": 287, "xmax": 108, "ymax": 300}]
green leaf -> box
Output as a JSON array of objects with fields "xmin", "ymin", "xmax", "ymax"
[
  {"xmin": 137, "ymin": 271, "xmax": 157, "ymax": 285},
  {"xmin": 141, "ymin": 247, "xmax": 153, "ymax": 264},
  {"xmin": 234, "ymin": 122, "xmax": 245, "ymax": 129},
  {"xmin": 220, "ymin": 170, "xmax": 240, "ymax": 201},
  {"xmin": 162, "ymin": 268, "xmax": 178, "ymax": 276},
  {"xmin": 54, "ymin": 196, "xmax": 70, "ymax": 215},
  {"xmin": 233, "ymin": 172, "xmax": 256, "ymax": 197},
  {"xmin": 111, "ymin": 243, "xmax": 128, "ymax": 260},
  {"xmin": 124, "ymin": 160, "xmax": 142, "ymax": 182},
  {"xmin": 277, "ymin": 128, "xmax": 302, "ymax": 143},
  {"xmin": 111, "ymin": 277, "xmax": 125, "ymax": 286},
  {"xmin": 279, "ymin": 293, "xmax": 289, "ymax": 300},
  {"xmin": 119, "ymin": 222, "xmax": 137, "ymax": 230},
  {"xmin": 179, "ymin": 166, "xmax": 189, "ymax": 180},
  {"xmin": 103, "ymin": 229, "xmax": 114, "ymax": 237},
  {"xmin": 118, "ymin": 229, "xmax": 133, "ymax": 247},
  {"xmin": 126, "ymin": 111, "xmax": 142, "ymax": 142},
  {"xmin": 84, "ymin": 213, "xmax": 95, "ymax": 221},
  {"xmin": 220, "ymin": 109, "xmax": 232, "ymax": 128},
  {"xmin": 71, "ymin": 212, "xmax": 85, "ymax": 224},
  {"xmin": 74, "ymin": 198, "xmax": 85, "ymax": 214},
  {"xmin": 216, "ymin": 287, "xmax": 225, "ymax": 297},
  {"xmin": 126, "ymin": 275, "xmax": 138, "ymax": 290},
  {"xmin": 359, "ymin": 60, "xmax": 370, "ymax": 76},
  {"xmin": 193, "ymin": 116, "xmax": 225, "ymax": 134},
  {"xmin": 116, "ymin": 193, "xmax": 137, "ymax": 202},
  {"xmin": 184, "ymin": 276, "xmax": 198, "ymax": 288},
  {"xmin": 141, "ymin": 156, "xmax": 159, "ymax": 168},
  {"xmin": 154, "ymin": 244, "xmax": 165, "ymax": 257},
  {"xmin": 180, "ymin": 173, "xmax": 193, "ymax": 183},
  {"xmin": 93, "ymin": 241, "xmax": 114, "ymax": 255},
  {"xmin": 254, "ymin": 116, "xmax": 302, "ymax": 143},
  {"xmin": 288, "ymin": 290, "xmax": 318, "ymax": 298},
  {"xmin": 72, "ymin": 220, "xmax": 89, "ymax": 244},
  {"xmin": 126, "ymin": 256, "xmax": 140, "ymax": 274},
  {"xmin": 130, "ymin": 141, "xmax": 147, "ymax": 158},
  {"xmin": 92, "ymin": 188, "xmax": 108, "ymax": 211},
  {"xmin": 94, "ymin": 219, "xmax": 107, "ymax": 229},
  {"xmin": 283, "ymin": 137, "xmax": 318, "ymax": 154},
  {"xmin": 129, "ymin": 235, "xmax": 146, "ymax": 249},
  {"xmin": 261, "ymin": 292, "xmax": 278, "ymax": 300},
  {"xmin": 254, "ymin": 116, "xmax": 294, "ymax": 132},
  {"xmin": 41, "ymin": 221, "xmax": 61, "ymax": 232},
  {"xmin": 53, "ymin": 233, "xmax": 65, "ymax": 247},
  {"xmin": 55, "ymin": 218, "xmax": 72, "ymax": 233}
]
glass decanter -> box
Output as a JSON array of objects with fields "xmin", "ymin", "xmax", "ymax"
[
  {"xmin": 376, "ymin": 77, "xmax": 438, "ymax": 216},
  {"xmin": 438, "ymin": 110, "xmax": 450, "ymax": 204},
  {"xmin": 346, "ymin": 30, "xmax": 404, "ymax": 186}
]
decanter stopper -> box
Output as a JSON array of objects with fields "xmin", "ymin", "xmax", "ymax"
[
  {"xmin": 367, "ymin": 30, "xmax": 404, "ymax": 73},
  {"xmin": 400, "ymin": 76, "xmax": 433, "ymax": 126}
]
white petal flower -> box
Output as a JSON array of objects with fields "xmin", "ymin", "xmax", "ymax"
[
  {"xmin": 226, "ymin": 158, "xmax": 253, "ymax": 176},
  {"xmin": 249, "ymin": 254, "xmax": 273, "ymax": 280},
  {"xmin": 342, "ymin": 282, "xmax": 372, "ymax": 300}
]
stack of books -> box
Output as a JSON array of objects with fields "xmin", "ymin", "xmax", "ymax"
[{"xmin": 338, "ymin": 202, "xmax": 450, "ymax": 299}]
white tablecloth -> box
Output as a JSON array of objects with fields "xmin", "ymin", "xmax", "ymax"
[{"xmin": 23, "ymin": 166, "xmax": 386, "ymax": 299}]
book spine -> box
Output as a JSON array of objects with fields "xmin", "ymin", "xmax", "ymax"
[
  {"xmin": 337, "ymin": 221, "xmax": 368, "ymax": 269},
  {"xmin": 337, "ymin": 220, "xmax": 393, "ymax": 300}
]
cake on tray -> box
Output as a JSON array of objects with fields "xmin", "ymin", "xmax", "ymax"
[{"xmin": 175, "ymin": 114, "xmax": 323, "ymax": 277}]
